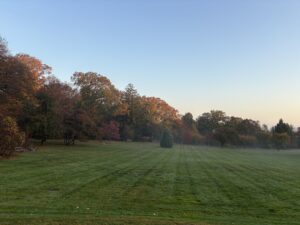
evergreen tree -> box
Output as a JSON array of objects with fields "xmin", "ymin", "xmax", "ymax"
[{"xmin": 160, "ymin": 130, "xmax": 173, "ymax": 148}]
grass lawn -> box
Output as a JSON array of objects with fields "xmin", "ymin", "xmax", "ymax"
[{"xmin": 0, "ymin": 141, "xmax": 299, "ymax": 225}]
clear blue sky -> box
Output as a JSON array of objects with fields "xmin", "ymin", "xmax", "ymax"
[{"xmin": 1, "ymin": 0, "xmax": 300, "ymax": 127}]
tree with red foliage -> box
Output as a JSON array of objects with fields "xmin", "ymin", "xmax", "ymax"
[{"xmin": 100, "ymin": 121, "xmax": 120, "ymax": 141}]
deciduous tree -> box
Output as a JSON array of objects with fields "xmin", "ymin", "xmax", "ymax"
[{"xmin": 0, "ymin": 117, "xmax": 24, "ymax": 157}]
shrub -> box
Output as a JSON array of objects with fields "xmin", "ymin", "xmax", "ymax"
[
  {"xmin": 0, "ymin": 117, "xmax": 24, "ymax": 157},
  {"xmin": 213, "ymin": 127, "xmax": 239, "ymax": 147},
  {"xmin": 256, "ymin": 131, "xmax": 272, "ymax": 148},
  {"xmin": 191, "ymin": 133, "xmax": 205, "ymax": 145},
  {"xmin": 182, "ymin": 129, "xmax": 204, "ymax": 145},
  {"xmin": 119, "ymin": 125, "xmax": 135, "ymax": 141},
  {"xmin": 160, "ymin": 130, "xmax": 173, "ymax": 148},
  {"xmin": 239, "ymin": 135, "xmax": 257, "ymax": 147},
  {"xmin": 182, "ymin": 129, "xmax": 193, "ymax": 144},
  {"xmin": 272, "ymin": 132, "xmax": 290, "ymax": 149},
  {"xmin": 100, "ymin": 121, "xmax": 120, "ymax": 141}
]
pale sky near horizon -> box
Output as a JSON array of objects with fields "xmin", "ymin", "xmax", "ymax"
[{"xmin": 1, "ymin": 0, "xmax": 300, "ymax": 127}]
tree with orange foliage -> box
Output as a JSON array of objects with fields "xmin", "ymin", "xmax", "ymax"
[
  {"xmin": 0, "ymin": 116, "xmax": 24, "ymax": 157},
  {"xmin": 16, "ymin": 54, "xmax": 51, "ymax": 91},
  {"xmin": 0, "ymin": 52, "xmax": 35, "ymax": 118}
]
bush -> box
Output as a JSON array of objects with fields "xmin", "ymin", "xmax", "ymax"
[
  {"xmin": 0, "ymin": 117, "xmax": 24, "ymax": 157},
  {"xmin": 256, "ymin": 131, "xmax": 272, "ymax": 148},
  {"xmin": 272, "ymin": 132, "xmax": 290, "ymax": 149},
  {"xmin": 239, "ymin": 135, "xmax": 257, "ymax": 147},
  {"xmin": 182, "ymin": 129, "xmax": 204, "ymax": 145},
  {"xmin": 213, "ymin": 127, "xmax": 239, "ymax": 147},
  {"xmin": 100, "ymin": 121, "xmax": 120, "ymax": 141},
  {"xmin": 119, "ymin": 125, "xmax": 134, "ymax": 141},
  {"xmin": 160, "ymin": 130, "xmax": 173, "ymax": 148}
]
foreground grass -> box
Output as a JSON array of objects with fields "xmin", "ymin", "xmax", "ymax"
[{"xmin": 0, "ymin": 141, "xmax": 299, "ymax": 225}]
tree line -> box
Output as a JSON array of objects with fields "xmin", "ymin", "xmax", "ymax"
[{"xmin": 1, "ymin": 37, "xmax": 299, "ymax": 156}]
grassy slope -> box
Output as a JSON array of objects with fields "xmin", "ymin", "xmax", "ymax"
[{"xmin": 0, "ymin": 141, "xmax": 299, "ymax": 225}]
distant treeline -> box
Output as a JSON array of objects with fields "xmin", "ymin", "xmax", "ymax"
[{"xmin": 0, "ymin": 36, "xmax": 299, "ymax": 156}]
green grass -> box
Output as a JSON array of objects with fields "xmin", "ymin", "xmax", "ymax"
[{"xmin": 0, "ymin": 141, "xmax": 300, "ymax": 225}]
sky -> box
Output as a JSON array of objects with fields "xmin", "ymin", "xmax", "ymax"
[{"xmin": 1, "ymin": 0, "xmax": 300, "ymax": 127}]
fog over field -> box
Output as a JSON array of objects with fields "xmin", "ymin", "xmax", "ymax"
[{"xmin": 1, "ymin": 1, "xmax": 300, "ymax": 225}]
